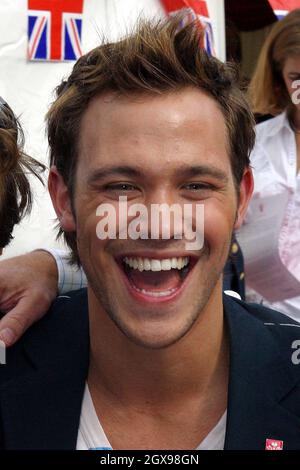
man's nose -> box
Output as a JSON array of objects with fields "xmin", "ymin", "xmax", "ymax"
[{"xmin": 144, "ymin": 189, "xmax": 184, "ymax": 241}]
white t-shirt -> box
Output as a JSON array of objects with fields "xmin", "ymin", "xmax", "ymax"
[{"xmin": 76, "ymin": 384, "xmax": 227, "ymax": 450}]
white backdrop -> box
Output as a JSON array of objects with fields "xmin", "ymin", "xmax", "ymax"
[{"xmin": 0, "ymin": 0, "xmax": 225, "ymax": 258}]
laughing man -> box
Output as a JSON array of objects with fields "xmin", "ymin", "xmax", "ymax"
[{"xmin": 1, "ymin": 17, "xmax": 300, "ymax": 450}]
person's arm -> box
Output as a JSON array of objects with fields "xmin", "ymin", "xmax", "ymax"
[
  {"xmin": 0, "ymin": 249, "xmax": 86, "ymax": 347},
  {"xmin": 43, "ymin": 248, "xmax": 87, "ymax": 294}
]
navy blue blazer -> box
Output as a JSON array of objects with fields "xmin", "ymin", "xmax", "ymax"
[{"xmin": 0, "ymin": 289, "xmax": 300, "ymax": 450}]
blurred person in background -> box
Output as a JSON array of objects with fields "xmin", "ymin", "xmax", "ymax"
[
  {"xmin": 0, "ymin": 97, "xmax": 45, "ymax": 251},
  {"xmin": 240, "ymin": 9, "xmax": 300, "ymax": 321}
]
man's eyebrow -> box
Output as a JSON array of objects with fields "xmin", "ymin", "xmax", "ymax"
[
  {"xmin": 178, "ymin": 165, "xmax": 229, "ymax": 183},
  {"xmin": 87, "ymin": 166, "xmax": 142, "ymax": 185},
  {"xmin": 87, "ymin": 164, "xmax": 229, "ymax": 185}
]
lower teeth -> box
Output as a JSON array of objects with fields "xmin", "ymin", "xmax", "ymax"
[{"xmin": 131, "ymin": 284, "xmax": 177, "ymax": 297}]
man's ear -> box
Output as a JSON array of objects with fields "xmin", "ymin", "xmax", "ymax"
[
  {"xmin": 48, "ymin": 166, "xmax": 76, "ymax": 232},
  {"xmin": 234, "ymin": 167, "xmax": 254, "ymax": 230}
]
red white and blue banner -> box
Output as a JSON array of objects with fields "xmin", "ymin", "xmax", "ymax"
[
  {"xmin": 268, "ymin": 0, "xmax": 300, "ymax": 19},
  {"xmin": 28, "ymin": 0, "xmax": 84, "ymax": 61},
  {"xmin": 160, "ymin": 0, "xmax": 215, "ymax": 56}
]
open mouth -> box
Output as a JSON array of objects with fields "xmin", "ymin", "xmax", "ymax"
[{"xmin": 117, "ymin": 254, "xmax": 197, "ymax": 302}]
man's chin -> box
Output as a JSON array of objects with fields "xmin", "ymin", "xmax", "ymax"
[
  {"xmin": 107, "ymin": 284, "xmax": 213, "ymax": 351},
  {"xmin": 113, "ymin": 317, "xmax": 196, "ymax": 350}
]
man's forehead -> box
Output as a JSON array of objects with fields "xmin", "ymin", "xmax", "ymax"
[
  {"xmin": 79, "ymin": 87, "xmax": 228, "ymax": 158},
  {"xmin": 81, "ymin": 87, "xmax": 226, "ymax": 130},
  {"xmin": 75, "ymin": 89, "xmax": 231, "ymax": 184}
]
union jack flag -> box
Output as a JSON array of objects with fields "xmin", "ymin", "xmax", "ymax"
[
  {"xmin": 268, "ymin": 0, "xmax": 300, "ymax": 19},
  {"xmin": 28, "ymin": 0, "xmax": 84, "ymax": 61},
  {"xmin": 160, "ymin": 0, "xmax": 215, "ymax": 56}
]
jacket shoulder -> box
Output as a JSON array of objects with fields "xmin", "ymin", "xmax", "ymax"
[
  {"xmin": 229, "ymin": 296, "xmax": 300, "ymax": 348},
  {"xmin": 239, "ymin": 298, "xmax": 300, "ymax": 324},
  {"xmin": 0, "ymin": 288, "xmax": 89, "ymax": 383},
  {"xmin": 28, "ymin": 287, "xmax": 88, "ymax": 333}
]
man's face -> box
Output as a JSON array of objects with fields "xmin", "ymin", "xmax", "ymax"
[{"xmin": 50, "ymin": 87, "xmax": 252, "ymax": 349}]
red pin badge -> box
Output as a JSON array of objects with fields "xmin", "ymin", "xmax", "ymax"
[{"xmin": 265, "ymin": 439, "xmax": 283, "ymax": 450}]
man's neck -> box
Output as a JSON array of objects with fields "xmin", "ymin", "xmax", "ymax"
[{"xmin": 87, "ymin": 283, "xmax": 228, "ymax": 409}]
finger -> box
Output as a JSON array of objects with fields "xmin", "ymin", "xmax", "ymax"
[{"xmin": 0, "ymin": 296, "xmax": 43, "ymax": 347}]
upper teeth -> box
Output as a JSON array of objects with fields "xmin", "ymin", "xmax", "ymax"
[{"xmin": 123, "ymin": 257, "xmax": 189, "ymax": 272}]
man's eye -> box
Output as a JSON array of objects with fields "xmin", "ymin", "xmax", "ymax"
[
  {"xmin": 183, "ymin": 183, "xmax": 213, "ymax": 191},
  {"xmin": 106, "ymin": 183, "xmax": 138, "ymax": 191}
]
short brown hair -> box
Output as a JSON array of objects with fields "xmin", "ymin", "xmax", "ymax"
[
  {"xmin": 249, "ymin": 9, "xmax": 300, "ymax": 115},
  {"xmin": 47, "ymin": 16, "xmax": 255, "ymax": 264},
  {"xmin": 0, "ymin": 98, "xmax": 45, "ymax": 248}
]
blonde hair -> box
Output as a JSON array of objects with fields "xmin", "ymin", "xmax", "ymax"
[{"xmin": 249, "ymin": 9, "xmax": 300, "ymax": 115}]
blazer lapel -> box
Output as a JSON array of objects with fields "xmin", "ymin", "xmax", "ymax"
[{"xmin": 223, "ymin": 295, "xmax": 300, "ymax": 450}]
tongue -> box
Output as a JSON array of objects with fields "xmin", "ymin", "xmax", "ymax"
[{"xmin": 127, "ymin": 268, "xmax": 182, "ymax": 292}]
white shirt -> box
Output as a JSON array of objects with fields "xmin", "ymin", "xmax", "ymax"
[
  {"xmin": 243, "ymin": 111, "xmax": 300, "ymax": 321},
  {"xmin": 76, "ymin": 384, "xmax": 227, "ymax": 450}
]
